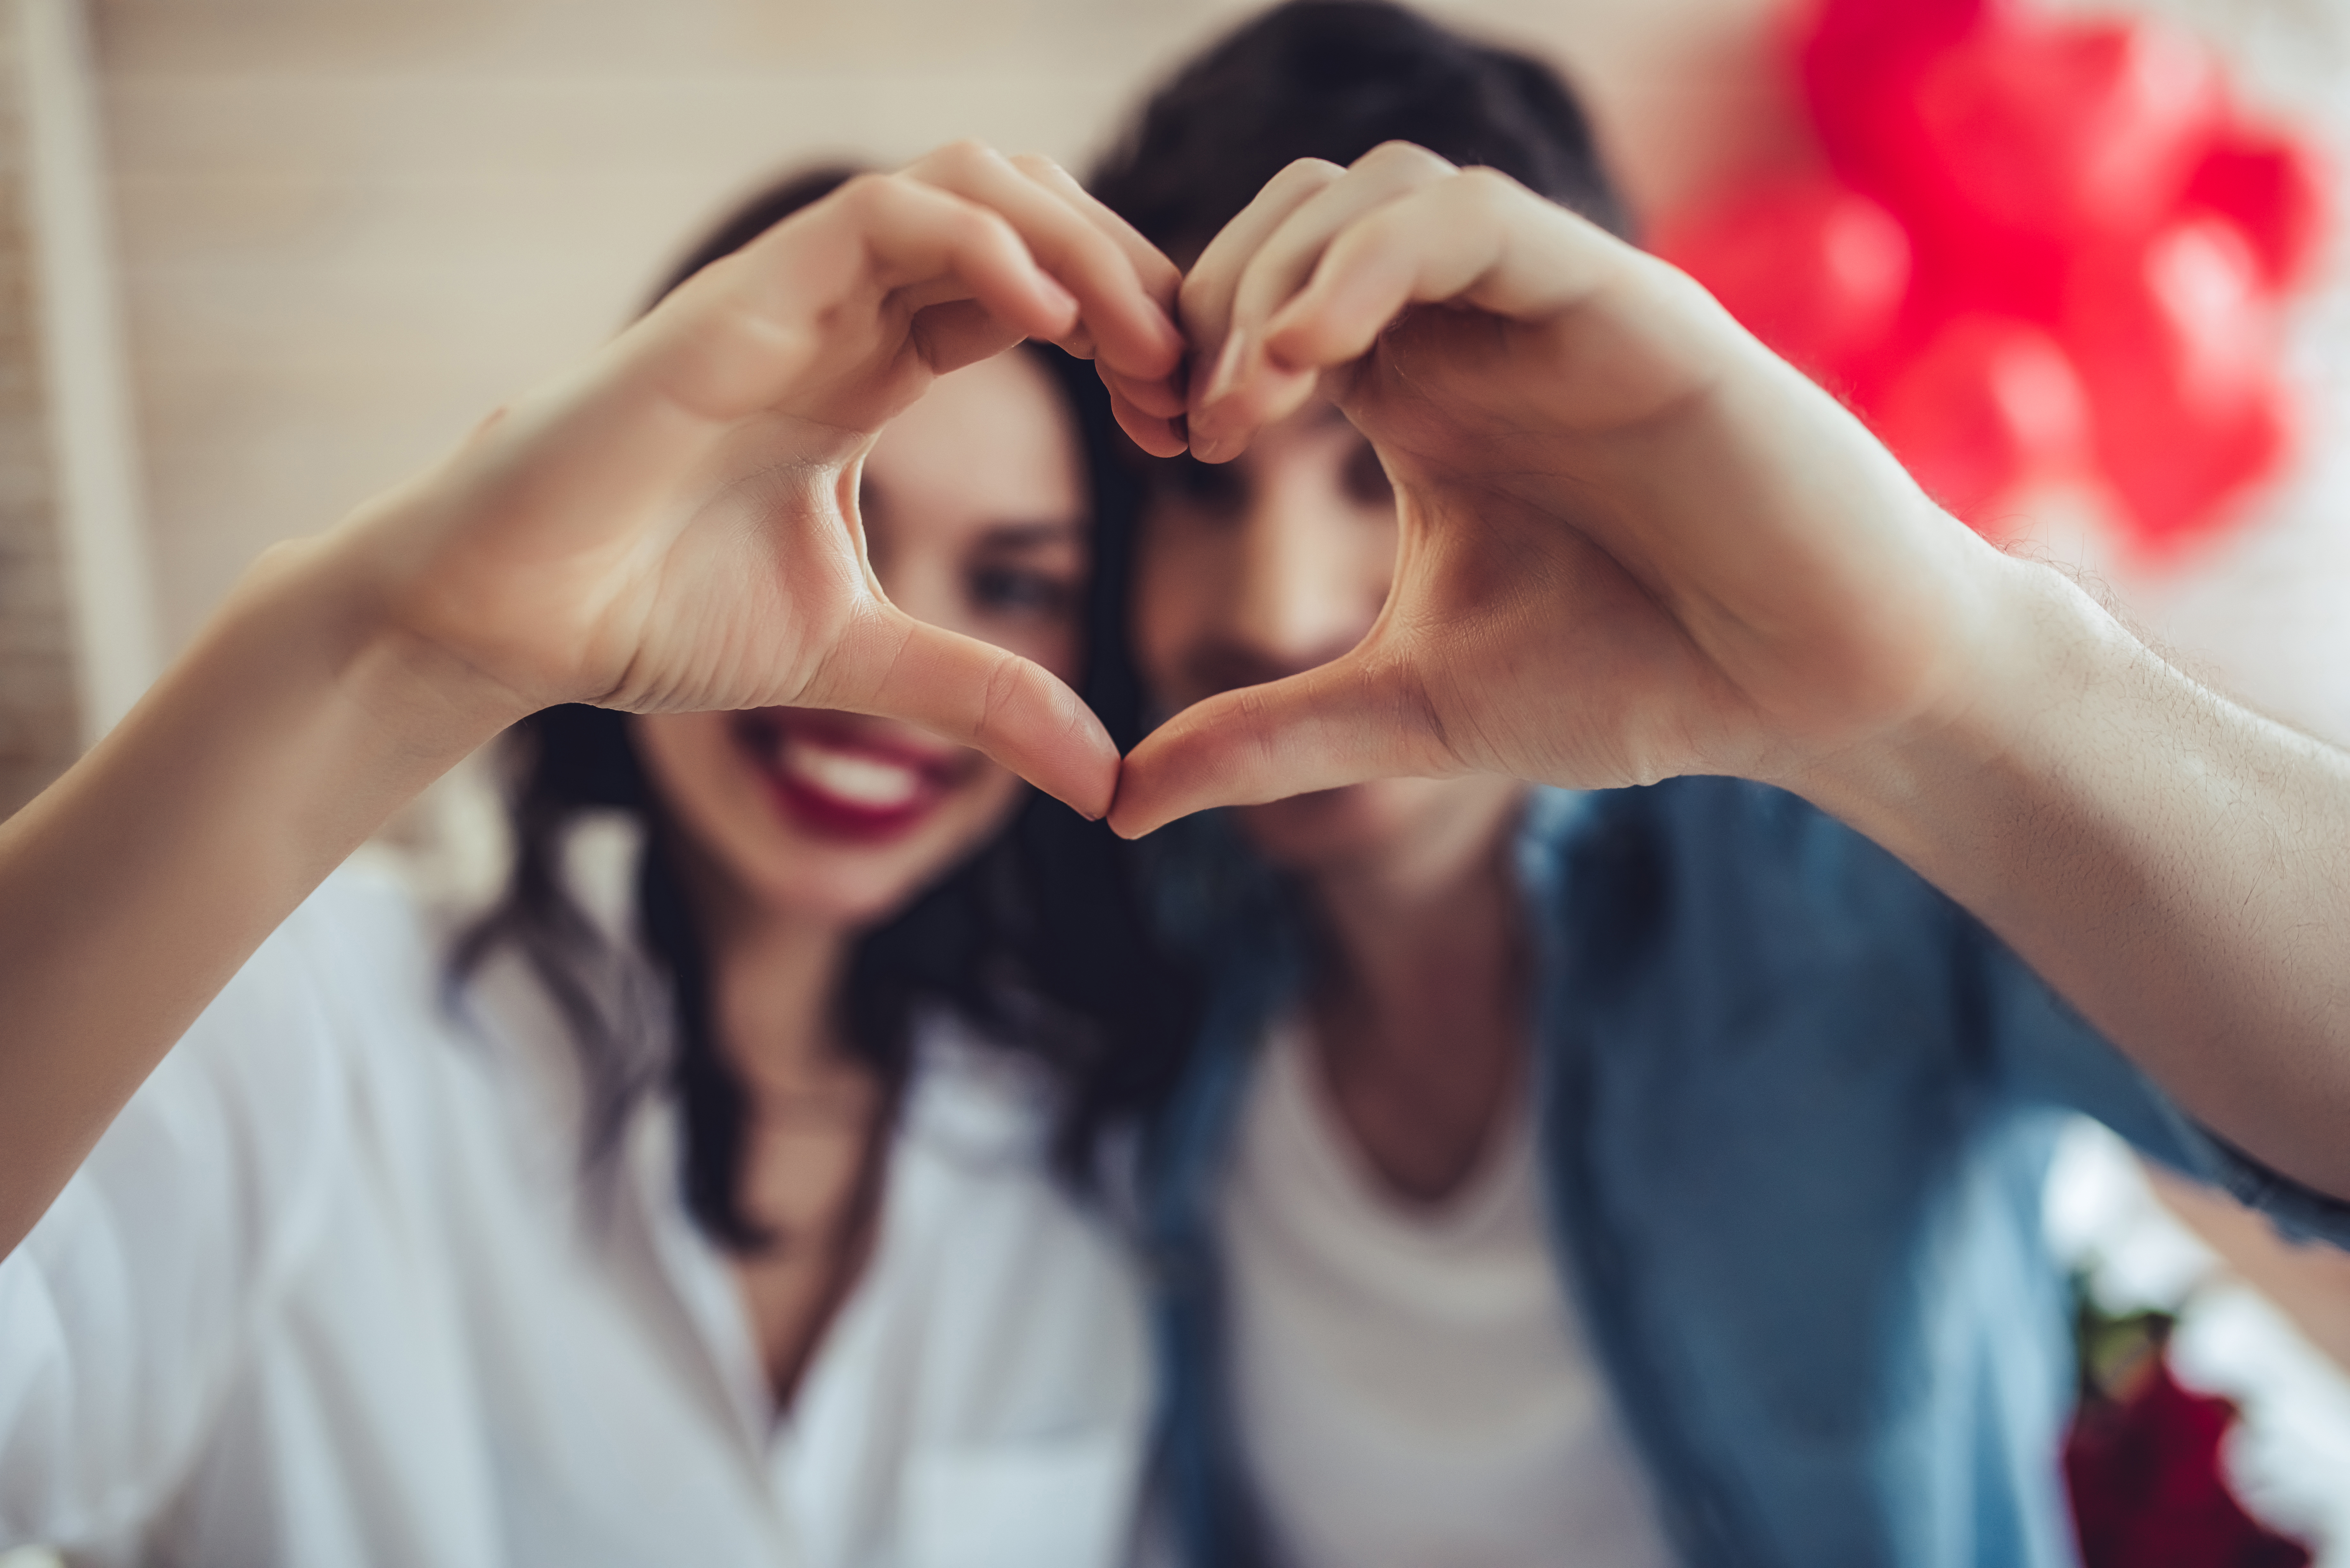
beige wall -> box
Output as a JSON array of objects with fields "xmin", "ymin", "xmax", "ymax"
[
  {"xmin": 91, "ymin": 0, "xmax": 1788, "ymax": 652},
  {"xmin": 0, "ymin": 2, "xmax": 73, "ymax": 814},
  {"xmin": 0, "ymin": 0, "xmax": 150, "ymax": 815}
]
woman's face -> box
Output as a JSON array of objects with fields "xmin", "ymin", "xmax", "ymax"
[{"xmin": 633, "ymin": 351, "xmax": 1087, "ymax": 931}]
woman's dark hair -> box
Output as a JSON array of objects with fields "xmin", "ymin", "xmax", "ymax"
[
  {"xmin": 1090, "ymin": 0, "xmax": 1631, "ymax": 262},
  {"xmin": 451, "ymin": 166, "xmax": 1189, "ymax": 1249}
]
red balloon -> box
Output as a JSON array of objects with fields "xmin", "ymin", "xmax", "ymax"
[
  {"xmin": 2065, "ymin": 218, "xmax": 2289, "ymax": 544},
  {"xmin": 2183, "ymin": 132, "xmax": 2330, "ymax": 290},
  {"xmin": 1653, "ymin": 179, "xmax": 1911, "ymax": 389},
  {"xmin": 2103, "ymin": 372, "xmax": 2290, "ymax": 549},
  {"xmin": 1786, "ymin": 0, "xmax": 2316, "ymax": 552},
  {"xmin": 1914, "ymin": 18, "xmax": 2223, "ymax": 242},
  {"xmin": 1805, "ymin": 11, "xmax": 2225, "ymax": 325},
  {"xmin": 1799, "ymin": 0, "xmax": 2001, "ymax": 194},
  {"xmin": 2069, "ymin": 219, "xmax": 2272, "ymax": 428},
  {"xmin": 1871, "ymin": 314, "xmax": 2090, "ymax": 527}
]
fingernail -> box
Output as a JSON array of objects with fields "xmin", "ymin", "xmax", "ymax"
[{"xmin": 1201, "ymin": 329, "xmax": 1251, "ymax": 406}]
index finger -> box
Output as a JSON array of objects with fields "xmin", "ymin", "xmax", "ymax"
[
  {"xmin": 1006, "ymin": 153, "xmax": 1183, "ymax": 317},
  {"xmin": 1177, "ymin": 157, "xmax": 1345, "ymax": 398},
  {"xmin": 906, "ymin": 142, "xmax": 1186, "ymax": 392}
]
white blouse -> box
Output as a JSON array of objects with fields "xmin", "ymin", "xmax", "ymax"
[{"xmin": 0, "ymin": 861, "xmax": 1150, "ymax": 1568}]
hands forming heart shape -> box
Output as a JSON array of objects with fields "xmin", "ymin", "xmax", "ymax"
[{"xmin": 367, "ymin": 139, "xmax": 2011, "ymax": 840}]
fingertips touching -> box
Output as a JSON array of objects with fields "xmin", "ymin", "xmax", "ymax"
[{"xmin": 1106, "ymin": 660, "xmax": 1399, "ymax": 837}]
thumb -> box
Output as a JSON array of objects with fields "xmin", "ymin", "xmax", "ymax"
[
  {"xmin": 1108, "ymin": 652, "xmax": 1449, "ymax": 838},
  {"xmin": 817, "ymin": 608, "xmax": 1119, "ymax": 819}
]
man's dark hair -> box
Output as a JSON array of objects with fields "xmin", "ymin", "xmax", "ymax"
[{"xmin": 1090, "ymin": 0, "xmax": 1631, "ymax": 262}]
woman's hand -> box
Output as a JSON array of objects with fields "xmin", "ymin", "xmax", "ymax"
[
  {"xmin": 1108, "ymin": 142, "xmax": 2003, "ymax": 837},
  {"xmin": 362, "ymin": 142, "xmax": 1185, "ymax": 818},
  {"xmin": 0, "ymin": 143, "xmax": 1184, "ymax": 1256}
]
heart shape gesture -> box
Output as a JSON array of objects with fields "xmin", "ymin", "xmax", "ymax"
[
  {"xmin": 356, "ymin": 142, "xmax": 1186, "ymax": 821},
  {"xmin": 1110, "ymin": 143, "xmax": 2010, "ymax": 838}
]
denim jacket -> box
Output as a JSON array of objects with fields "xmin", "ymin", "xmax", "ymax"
[{"xmin": 1137, "ymin": 778, "xmax": 2350, "ymax": 1568}]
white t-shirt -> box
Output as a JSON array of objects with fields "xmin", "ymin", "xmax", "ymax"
[
  {"xmin": 0, "ymin": 863, "xmax": 1149, "ymax": 1568},
  {"xmin": 1219, "ymin": 1019, "xmax": 1678, "ymax": 1568}
]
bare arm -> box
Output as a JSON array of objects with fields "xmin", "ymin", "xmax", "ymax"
[
  {"xmin": 0, "ymin": 539, "xmax": 504, "ymax": 1258},
  {"xmin": 0, "ymin": 144, "xmax": 1185, "ymax": 1257},
  {"xmin": 1800, "ymin": 559, "xmax": 2350, "ymax": 1197}
]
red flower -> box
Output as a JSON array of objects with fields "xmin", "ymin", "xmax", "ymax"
[{"xmin": 2065, "ymin": 1308, "xmax": 2312, "ymax": 1568}]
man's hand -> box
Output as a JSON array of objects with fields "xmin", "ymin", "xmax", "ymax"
[
  {"xmin": 1110, "ymin": 142, "xmax": 2004, "ymax": 837},
  {"xmin": 1111, "ymin": 142, "xmax": 2350, "ymax": 1207}
]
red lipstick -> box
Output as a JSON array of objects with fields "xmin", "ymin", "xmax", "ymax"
[{"xmin": 731, "ymin": 710, "xmax": 965, "ymax": 845}]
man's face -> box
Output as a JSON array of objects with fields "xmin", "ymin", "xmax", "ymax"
[{"xmin": 1132, "ymin": 399, "xmax": 1526, "ymax": 879}]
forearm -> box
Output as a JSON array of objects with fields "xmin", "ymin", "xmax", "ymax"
[
  {"xmin": 0, "ymin": 529, "xmax": 518, "ymax": 1255},
  {"xmin": 1798, "ymin": 556, "xmax": 2350, "ymax": 1198}
]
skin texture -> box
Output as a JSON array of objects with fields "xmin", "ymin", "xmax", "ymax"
[
  {"xmin": 1111, "ymin": 142, "xmax": 2350, "ymax": 1202},
  {"xmin": 0, "ymin": 144, "xmax": 1184, "ymax": 1258},
  {"xmin": 635, "ymin": 350, "xmax": 1090, "ymax": 1402}
]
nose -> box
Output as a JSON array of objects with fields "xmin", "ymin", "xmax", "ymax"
[{"xmin": 1202, "ymin": 464, "xmax": 1389, "ymax": 691}]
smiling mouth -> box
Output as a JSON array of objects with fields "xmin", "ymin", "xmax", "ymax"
[
  {"xmin": 733, "ymin": 710, "xmax": 964, "ymax": 843},
  {"xmin": 780, "ymin": 738, "xmax": 926, "ymax": 809}
]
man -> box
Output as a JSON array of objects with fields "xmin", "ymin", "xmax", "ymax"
[{"xmin": 1086, "ymin": 4, "xmax": 2350, "ymax": 1564}]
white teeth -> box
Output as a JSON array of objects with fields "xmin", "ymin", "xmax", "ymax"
[{"xmin": 780, "ymin": 736, "xmax": 924, "ymax": 809}]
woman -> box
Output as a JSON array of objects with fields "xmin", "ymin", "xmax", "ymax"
[{"xmin": 0, "ymin": 148, "xmax": 1186, "ymax": 1567}]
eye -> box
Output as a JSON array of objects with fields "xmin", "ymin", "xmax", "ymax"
[
  {"xmin": 968, "ymin": 562, "xmax": 1078, "ymax": 619},
  {"xmin": 1341, "ymin": 439, "xmax": 1393, "ymax": 507}
]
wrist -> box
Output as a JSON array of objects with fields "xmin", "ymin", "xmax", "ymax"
[
  {"xmin": 245, "ymin": 520, "xmax": 537, "ymax": 769},
  {"xmin": 1776, "ymin": 553, "xmax": 2127, "ymax": 863}
]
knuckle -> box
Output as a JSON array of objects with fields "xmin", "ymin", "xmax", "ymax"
[
  {"xmin": 1451, "ymin": 165, "xmax": 1527, "ymax": 212},
  {"xmin": 833, "ymin": 172, "xmax": 899, "ymax": 220},
  {"xmin": 976, "ymin": 650, "xmax": 1029, "ymax": 735},
  {"xmin": 1357, "ymin": 140, "xmax": 1456, "ymax": 181},
  {"xmin": 1268, "ymin": 157, "xmax": 1346, "ymax": 198},
  {"xmin": 941, "ymin": 197, "xmax": 1017, "ymax": 257},
  {"xmin": 935, "ymin": 137, "xmax": 997, "ymax": 172}
]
